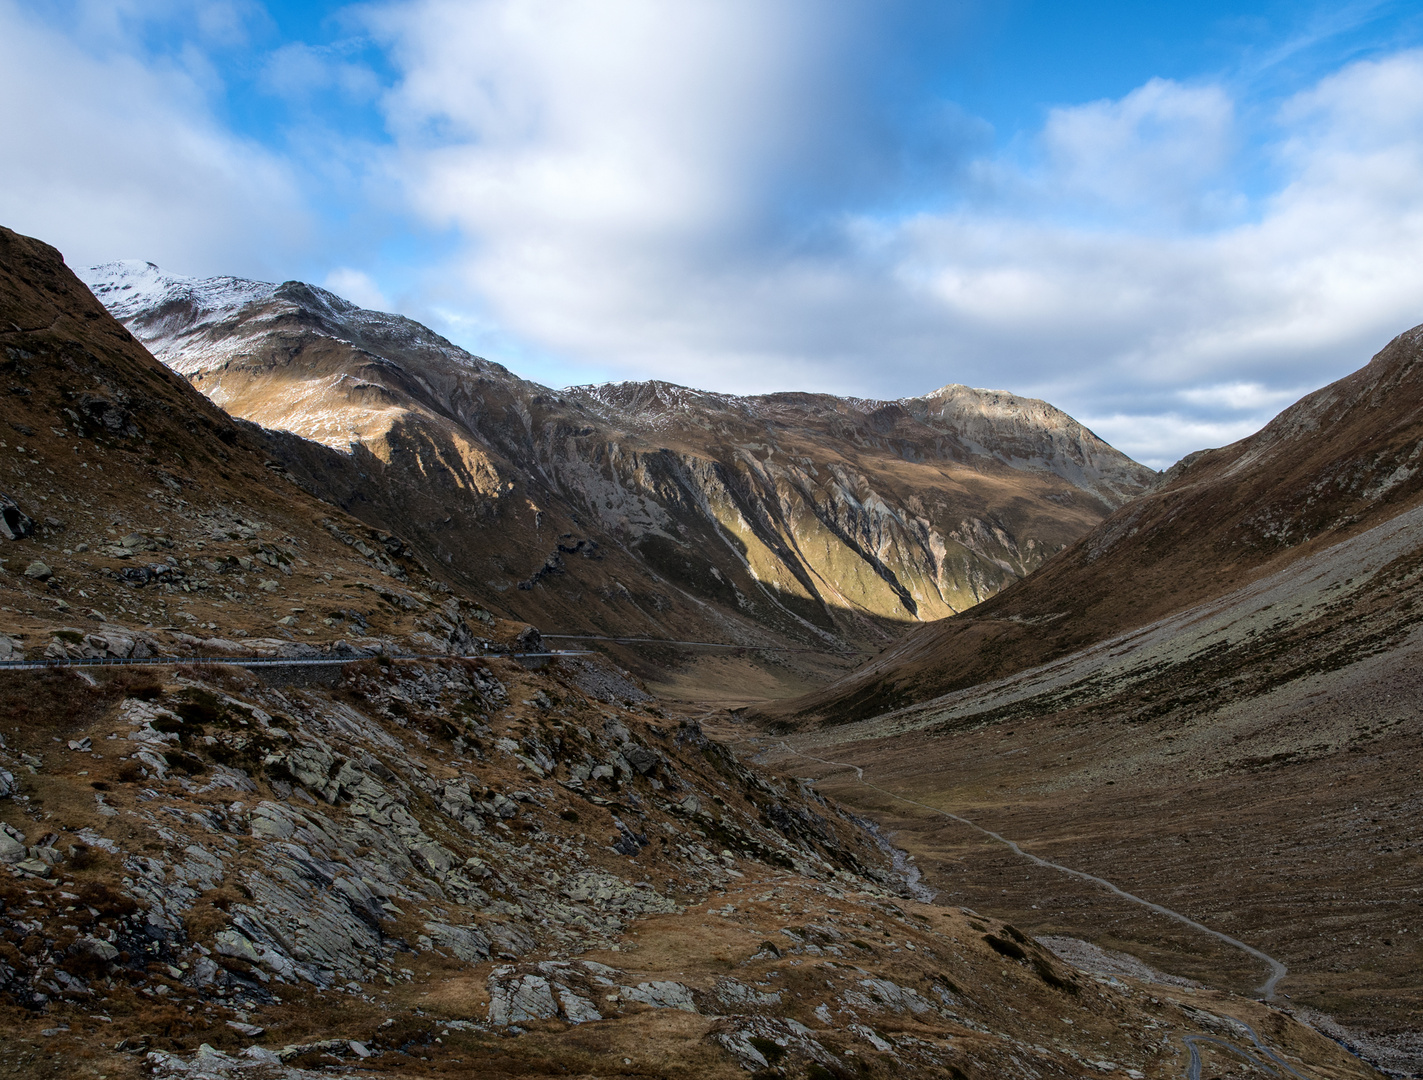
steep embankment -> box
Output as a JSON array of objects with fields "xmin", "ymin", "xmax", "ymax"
[
  {"xmin": 747, "ymin": 324, "xmax": 1423, "ymax": 1067},
  {"xmin": 763, "ymin": 324, "xmax": 1423, "ymax": 726},
  {"xmin": 0, "ymin": 226, "xmax": 512, "ymax": 666},
  {"xmin": 80, "ymin": 261, "xmax": 1154, "ymax": 692}
]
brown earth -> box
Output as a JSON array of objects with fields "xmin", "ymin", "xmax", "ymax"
[
  {"xmin": 732, "ymin": 335, "xmax": 1423, "ymax": 1072},
  {"xmin": 738, "ymin": 326, "xmax": 1423, "ymax": 1073},
  {"xmin": 0, "ymin": 226, "xmax": 519, "ymax": 664},
  {"xmin": 745, "ymin": 672, "xmax": 1422, "ymax": 1069},
  {"xmin": 0, "ymin": 659, "xmax": 1383, "ymax": 1080}
]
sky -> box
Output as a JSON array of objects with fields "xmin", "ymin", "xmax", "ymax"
[{"xmin": 5, "ymin": 1, "xmax": 1423, "ymax": 468}]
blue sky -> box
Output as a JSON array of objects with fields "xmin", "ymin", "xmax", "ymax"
[{"xmin": 6, "ymin": 1, "xmax": 1423, "ymax": 467}]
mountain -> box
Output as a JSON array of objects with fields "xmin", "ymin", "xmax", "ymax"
[
  {"xmin": 0, "ymin": 229, "xmax": 512, "ymax": 666},
  {"xmin": 0, "ymin": 224, "xmax": 1377, "ymax": 1080},
  {"xmin": 79, "ymin": 261, "xmax": 1156, "ymax": 697},
  {"xmin": 763, "ymin": 324, "xmax": 1423, "ymax": 726},
  {"xmin": 750, "ymin": 324, "xmax": 1423, "ymax": 1069}
]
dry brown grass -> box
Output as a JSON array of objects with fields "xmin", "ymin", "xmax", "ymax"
[
  {"xmin": 181, "ymin": 886, "xmax": 244, "ymax": 940},
  {"xmin": 0, "ymin": 670, "xmax": 120, "ymax": 748}
]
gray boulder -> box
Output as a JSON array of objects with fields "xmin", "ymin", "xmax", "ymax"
[
  {"xmin": 0, "ymin": 493, "xmax": 33, "ymax": 541},
  {"xmin": 488, "ymin": 971, "xmax": 560, "ymax": 1025},
  {"xmin": 622, "ymin": 980, "xmax": 698, "ymax": 1012},
  {"xmin": 69, "ymin": 936, "xmax": 119, "ymax": 964},
  {"xmin": 0, "ymin": 830, "xmax": 25, "ymax": 863}
]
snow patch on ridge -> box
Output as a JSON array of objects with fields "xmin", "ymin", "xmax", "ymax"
[
  {"xmin": 80, "ymin": 262, "xmax": 1154, "ymax": 505},
  {"xmin": 81, "ymin": 260, "xmax": 275, "ymax": 323}
]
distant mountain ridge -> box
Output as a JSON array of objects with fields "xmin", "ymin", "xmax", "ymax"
[
  {"xmin": 759, "ymin": 320, "xmax": 1423, "ymax": 725},
  {"xmin": 569, "ymin": 378, "xmax": 1148, "ymax": 508},
  {"xmin": 81, "ymin": 259, "xmax": 1157, "ymax": 692}
]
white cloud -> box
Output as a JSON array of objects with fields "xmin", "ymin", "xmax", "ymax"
[
  {"xmin": 0, "ymin": 0, "xmax": 306, "ymax": 277},
  {"xmin": 65, "ymin": 0, "xmax": 267, "ymax": 52},
  {"xmin": 872, "ymin": 52, "xmax": 1423, "ymax": 418},
  {"xmin": 324, "ymin": 267, "xmax": 390, "ymax": 312},
  {"xmin": 363, "ymin": 2, "xmax": 1423, "ymax": 469},
  {"xmin": 367, "ymin": 0, "xmax": 867, "ymax": 364},
  {"xmin": 1177, "ymin": 382, "xmax": 1303, "ymax": 411},
  {"xmin": 374, "ymin": 0, "xmax": 792, "ymax": 252},
  {"xmin": 1077, "ymin": 412, "xmax": 1272, "ymax": 470},
  {"xmin": 1040, "ymin": 78, "xmax": 1237, "ymax": 221},
  {"xmin": 260, "ymin": 42, "xmax": 380, "ymax": 101}
]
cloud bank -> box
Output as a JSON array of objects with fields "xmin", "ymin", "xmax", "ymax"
[
  {"xmin": 5, "ymin": 1, "xmax": 1423, "ymax": 467},
  {"xmin": 0, "ymin": 0, "xmax": 307, "ymax": 277},
  {"xmin": 365, "ymin": 2, "xmax": 1423, "ymax": 465}
]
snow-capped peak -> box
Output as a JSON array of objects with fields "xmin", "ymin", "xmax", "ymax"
[{"xmin": 79, "ymin": 260, "xmax": 279, "ymax": 325}]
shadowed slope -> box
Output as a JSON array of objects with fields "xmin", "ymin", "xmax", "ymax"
[
  {"xmin": 761, "ymin": 323, "xmax": 1423, "ymax": 726},
  {"xmin": 0, "ymin": 225, "xmax": 515, "ymax": 662}
]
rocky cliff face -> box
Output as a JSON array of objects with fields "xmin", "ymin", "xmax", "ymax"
[{"xmin": 80, "ymin": 262, "xmax": 1156, "ymax": 691}]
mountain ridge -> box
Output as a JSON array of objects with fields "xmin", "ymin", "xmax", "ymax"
[
  {"xmin": 86, "ymin": 259, "xmax": 1146, "ymax": 504},
  {"xmin": 759, "ymin": 321, "xmax": 1423, "ymax": 725},
  {"xmin": 80, "ymin": 259, "xmax": 1157, "ymax": 696}
]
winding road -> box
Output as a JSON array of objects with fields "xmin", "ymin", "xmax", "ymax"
[
  {"xmin": 1185, "ymin": 1019, "xmax": 1312, "ymax": 1080},
  {"xmin": 0, "ymin": 650, "xmax": 592, "ymax": 672},
  {"xmin": 762, "ymin": 741, "xmax": 1315, "ymax": 1078},
  {"xmin": 772, "ymin": 741, "xmax": 1288, "ymax": 999},
  {"xmin": 542, "ymin": 633, "xmax": 858, "ymax": 655}
]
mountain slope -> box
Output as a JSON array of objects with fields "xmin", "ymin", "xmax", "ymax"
[
  {"xmin": 762, "ymin": 324, "xmax": 1423, "ymax": 726},
  {"xmin": 80, "ymin": 261, "xmax": 1155, "ymax": 693},
  {"xmin": 0, "ymin": 227, "xmax": 514, "ymax": 665},
  {"xmin": 0, "ymin": 225, "xmax": 1374, "ymax": 1080},
  {"xmin": 745, "ymin": 324, "xmax": 1423, "ymax": 1066}
]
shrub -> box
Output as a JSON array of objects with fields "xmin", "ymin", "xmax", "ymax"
[{"xmin": 748, "ymin": 1037, "xmax": 785, "ymax": 1066}]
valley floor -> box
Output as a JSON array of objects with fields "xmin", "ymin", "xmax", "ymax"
[
  {"xmin": 732, "ymin": 495, "xmax": 1423, "ymax": 1077},
  {"xmin": 735, "ymin": 641, "xmax": 1422, "ymax": 1076},
  {"xmin": 0, "ymin": 656, "xmax": 1384, "ymax": 1080}
]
